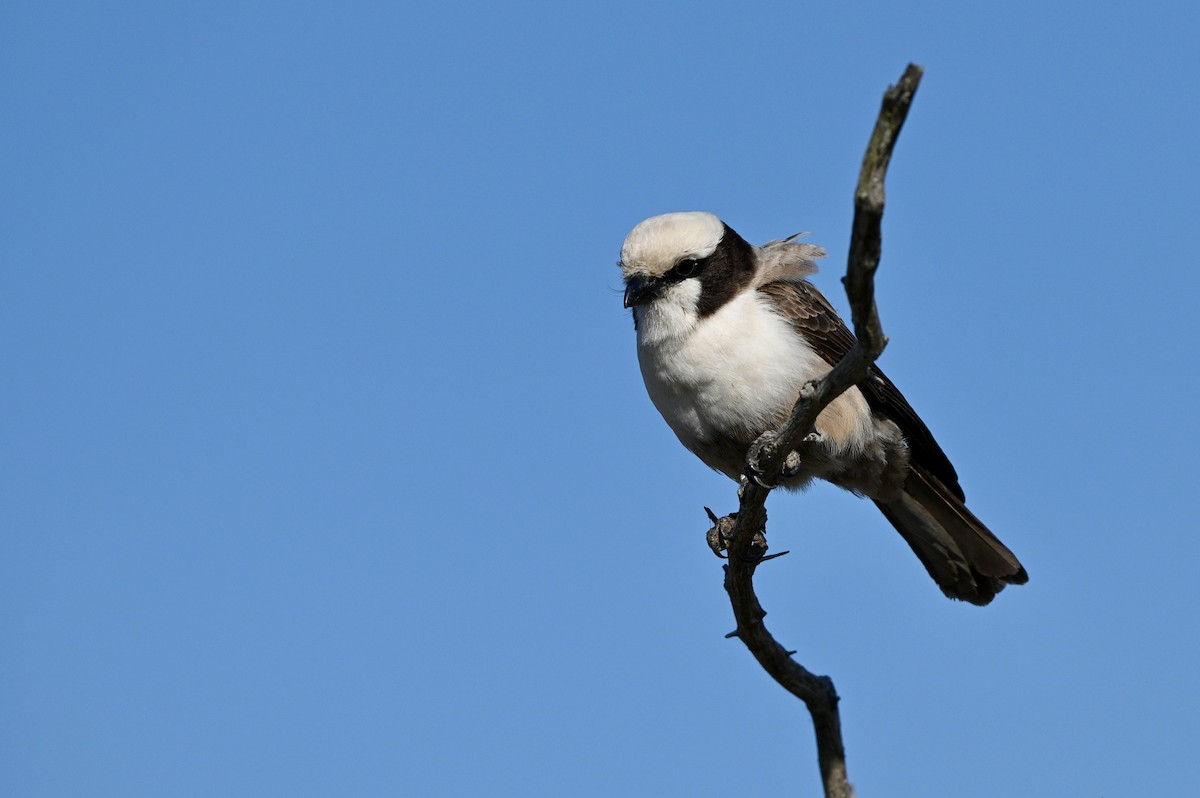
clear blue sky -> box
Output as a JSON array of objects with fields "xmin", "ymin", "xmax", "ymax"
[{"xmin": 3, "ymin": 1, "xmax": 1198, "ymax": 795}]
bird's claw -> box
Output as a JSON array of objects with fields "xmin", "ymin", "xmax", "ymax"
[
  {"xmin": 745, "ymin": 430, "xmax": 781, "ymax": 489},
  {"xmin": 781, "ymin": 449, "xmax": 803, "ymax": 479},
  {"xmin": 746, "ymin": 429, "xmax": 818, "ymax": 485}
]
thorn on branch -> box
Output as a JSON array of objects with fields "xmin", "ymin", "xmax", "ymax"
[{"xmin": 740, "ymin": 529, "xmax": 770, "ymax": 563}]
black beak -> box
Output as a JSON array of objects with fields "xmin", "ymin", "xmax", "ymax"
[{"xmin": 623, "ymin": 275, "xmax": 659, "ymax": 308}]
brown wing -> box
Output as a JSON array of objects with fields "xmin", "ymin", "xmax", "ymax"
[{"xmin": 757, "ymin": 280, "xmax": 966, "ymax": 501}]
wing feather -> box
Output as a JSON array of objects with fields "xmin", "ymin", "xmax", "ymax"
[{"xmin": 757, "ymin": 279, "xmax": 965, "ymax": 501}]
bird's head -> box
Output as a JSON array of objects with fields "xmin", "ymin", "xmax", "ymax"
[{"xmin": 618, "ymin": 212, "xmax": 758, "ymax": 340}]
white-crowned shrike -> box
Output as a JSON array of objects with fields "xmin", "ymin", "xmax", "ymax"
[{"xmin": 619, "ymin": 211, "xmax": 1026, "ymax": 605}]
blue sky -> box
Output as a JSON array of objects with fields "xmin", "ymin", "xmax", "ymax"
[{"xmin": 3, "ymin": 1, "xmax": 1198, "ymax": 795}]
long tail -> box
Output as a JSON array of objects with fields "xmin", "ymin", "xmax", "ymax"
[{"xmin": 874, "ymin": 465, "xmax": 1028, "ymax": 606}]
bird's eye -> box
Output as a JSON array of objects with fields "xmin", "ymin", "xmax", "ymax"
[{"xmin": 676, "ymin": 258, "xmax": 701, "ymax": 278}]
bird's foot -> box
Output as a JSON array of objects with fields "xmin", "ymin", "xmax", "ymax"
[
  {"xmin": 782, "ymin": 430, "xmax": 823, "ymax": 477},
  {"xmin": 745, "ymin": 431, "xmax": 781, "ymax": 489},
  {"xmin": 745, "ymin": 429, "xmax": 822, "ymax": 487},
  {"xmin": 780, "ymin": 448, "xmax": 803, "ymax": 479}
]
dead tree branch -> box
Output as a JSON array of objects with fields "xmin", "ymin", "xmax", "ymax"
[{"xmin": 708, "ymin": 63, "xmax": 923, "ymax": 798}]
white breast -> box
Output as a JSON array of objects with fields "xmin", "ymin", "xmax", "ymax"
[{"xmin": 635, "ymin": 287, "xmax": 875, "ymax": 477}]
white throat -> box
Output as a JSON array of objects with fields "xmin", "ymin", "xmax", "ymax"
[{"xmin": 633, "ymin": 280, "xmax": 703, "ymax": 347}]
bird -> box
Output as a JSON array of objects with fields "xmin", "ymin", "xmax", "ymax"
[{"xmin": 618, "ymin": 211, "xmax": 1027, "ymax": 605}]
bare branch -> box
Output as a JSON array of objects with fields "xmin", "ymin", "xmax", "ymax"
[{"xmin": 710, "ymin": 63, "xmax": 923, "ymax": 798}]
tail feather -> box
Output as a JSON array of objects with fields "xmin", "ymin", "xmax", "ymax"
[{"xmin": 874, "ymin": 465, "xmax": 1027, "ymax": 606}]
